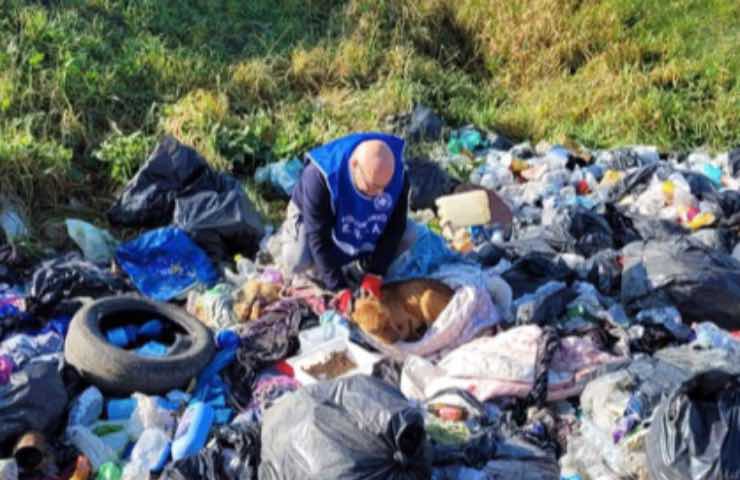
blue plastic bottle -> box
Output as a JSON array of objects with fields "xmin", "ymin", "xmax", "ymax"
[
  {"xmin": 107, "ymin": 398, "xmax": 137, "ymax": 421},
  {"xmin": 170, "ymin": 402, "xmax": 215, "ymax": 461},
  {"xmin": 106, "ymin": 326, "xmax": 138, "ymax": 348}
]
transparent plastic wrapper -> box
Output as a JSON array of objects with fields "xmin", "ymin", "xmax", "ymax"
[
  {"xmin": 122, "ymin": 428, "xmax": 171, "ymax": 480},
  {"xmin": 65, "ymin": 219, "xmax": 119, "ymax": 264},
  {"xmin": 693, "ymin": 322, "xmax": 740, "ymax": 354},
  {"xmin": 126, "ymin": 393, "xmax": 177, "ymax": 441},
  {"xmin": 0, "ymin": 459, "xmax": 18, "ymax": 480},
  {"xmin": 66, "ymin": 426, "xmax": 117, "ymax": 472},
  {"xmin": 186, "ymin": 284, "xmax": 236, "ymax": 330},
  {"xmin": 0, "ymin": 198, "xmax": 29, "ymax": 244}
]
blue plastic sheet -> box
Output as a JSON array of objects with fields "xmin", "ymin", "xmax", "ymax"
[
  {"xmin": 255, "ymin": 157, "xmax": 304, "ymax": 197},
  {"xmin": 115, "ymin": 227, "xmax": 218, "ymax": 301},
  {"xmin": 386, "ymin": 225, "xmax": 467, "ymax": 282}
]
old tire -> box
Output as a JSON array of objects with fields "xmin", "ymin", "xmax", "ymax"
[{"xmin": 64, "ymin": 295, "xmax": 215, "ymax": 395}]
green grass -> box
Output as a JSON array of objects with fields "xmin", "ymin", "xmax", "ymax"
[{"xmin": 0, "ymin": 0, "xmax": 738, "ymax": 235}]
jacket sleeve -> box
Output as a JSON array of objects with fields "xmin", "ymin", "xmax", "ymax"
[
  {"xmin": 364, "ymin": 175, "xmax": 410, "ymax": 276},
  {"xmin": 301, "ymin": 164, "xmax": 348, "ymax": 291}
]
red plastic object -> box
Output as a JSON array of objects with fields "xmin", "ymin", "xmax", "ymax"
[
  {"xmin": 360, "ymin": 274, "xmax": 383, "ymax": 299},
  {"xmin": 576, "ymin": 180, "xmax": 590, "ymax": 195}
]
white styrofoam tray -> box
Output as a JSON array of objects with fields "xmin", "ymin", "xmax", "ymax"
[{"xmin": 287, "ymin": 337, "xmax": 381, "ymax": 386}]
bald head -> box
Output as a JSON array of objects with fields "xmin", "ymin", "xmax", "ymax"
[{"xmin": 350, "ymin": 140, "xmax": 395, "ymax": 196}]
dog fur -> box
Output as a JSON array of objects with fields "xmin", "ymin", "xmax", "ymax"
[
  {"xmin": 351, "ymin": 279, "xmax": 454, "ymax": 344},
  {"xmin": 233, "ymin": 279, "xmax": 282, "ymax": 322}
]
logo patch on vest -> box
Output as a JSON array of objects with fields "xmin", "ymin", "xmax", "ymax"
[{"xmin": 374, "ymin": 193, "xmax": 393, "ymax": 211}]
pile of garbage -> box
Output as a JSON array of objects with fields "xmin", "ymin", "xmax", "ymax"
[{"xmin": 2, "ymin": 109, "xmax": 740, "ymax": 480}]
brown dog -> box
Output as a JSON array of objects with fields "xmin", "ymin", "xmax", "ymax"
[
  {"xmin": 233, "ymin": 279, "xmax": 282, "ymax": 322},
  {"xmin": 351, "ymin": 279, "xmax": 454, "ymax": 344}
]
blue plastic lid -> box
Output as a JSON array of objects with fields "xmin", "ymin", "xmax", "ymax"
[
  {"xmin": 138, "ymin": 319, "xmax": 165, "ymax": 339},
  {"xmin": 136, "ymin": 341, "xmax": 168, "ymax": 358}
]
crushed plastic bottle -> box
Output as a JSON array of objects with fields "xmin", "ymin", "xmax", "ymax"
[
  {"xmin": 121, "ymin": 428, "xmax": 171, "ymax": 479},
  {"xmin": 66, "ymin": 426, "xmax": 117, "ymax": 472},
  {"xmin": 69, "ymin": 386, "xmax": 104, "ymax": 427}
]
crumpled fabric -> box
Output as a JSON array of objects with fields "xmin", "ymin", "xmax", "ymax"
[
  {"xmin": 360, "ymin": 286, "xmax": 502, "ymax": 362},
  {"xmin": 236, "ymin": 372, "xmax": 300, "ymax": 424},
  {"xmin": 0, "ymin": 331, "xmax": 64, "ymax": 370},
  {"xmin": 401, "ymin": 325, "xmax": 628, "ymax": 403},
  {"xmin": 225, "ymin": 299, "xmax": 315, "ymax": 408},
  {"xmin": 25, "ymin": 253, "xmax": 128, "ymax": 316}
]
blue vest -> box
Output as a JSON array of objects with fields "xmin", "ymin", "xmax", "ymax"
[{"xmin": 307, "ymin": 132, "xmax": 405, "ymax": 257}]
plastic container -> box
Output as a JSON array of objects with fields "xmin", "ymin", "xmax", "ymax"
[
  {"xmin": 107, "ymin": 398, "xmax": 137, "ymax": 421},
  {"xmin": 65, "ymin": 426, "xmax": 117, "ymax": 472},
  {"xmin": 436, "ymin": 190, "xmax": 491, "ymax": 229},
  {"xmin": 69, "ymin": 386, "xmax": 104, "ymax": 427},
  {"xmin": 215, "ymin": 329, "xmax": 240, "ymax": 350},
  {"xmin": 135, "ymin": 341, "xmax": 168, "ymax": 358},
  {"xmin": 138, "ymin": 319, "xmax": 164, "ymax": 339},
  {"xmin": 298, "ymin": 323, "xmax": 350, "ymax": 354},
  {"xmin": 0, "ymin": 459, "xmax": 18, "ymax": 480},
  {"xmin": 287, "ymin": 338, "xmax": 381, "ymax": 386},
  {"xmin": 171, "ymin": 402, "xmax": 215, "ymax": 461},
  {"xmin": 106, "ymin": 326, "xmax": 138, "ymax": 349}
]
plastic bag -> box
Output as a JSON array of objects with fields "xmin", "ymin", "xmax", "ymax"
[
  {"xmin": 405, "ymin": 157, "xmax": 457, "ymax": 211},
  {"xmin": 647, "ymin": 370, "xmax": 740, "ymax": 480},
  {"xmin": 386, "ymin": 226, "xmax": 466, "ymax": 282},
  {"xmin": 259, "ymin": 375, "xmax": 431, "ymax": 480},
  {"xmin": 160, "ymin": 422, "xmax": 261, "ymax": 480},
  {"xmin": 0, "ymin": 199, "xmax": 29, "ymax": 244},
  {"xmin": 122, "ymin": 428, "xmax": 171, "ymax": 479},
  {"xmin": 25, "ymin": 253, "xmax": 128, "ymax": 316},
  {"xmin": 0, "ymin": 353, "xmax": 68, "ymax": 445},
  {"xmin": 255, "ymin": 157, "xmax": 304, "ymax": 197},
  {"xmin": 65, "ymin": 219, "xmax": 119, "ymax": 264},
  {"xmin": 127, "ymin": 393, "xmax": 177, "ymax": 441},
  {"xmin": 186, "ymin": 284, "xmax": 237, "ymax": 330},
  {"xmin": 173, "ymin": 182, "xmax": 264, "ymax": 260},
  {"xmin": 115, "ymin": 227, "xmax": 218, "ymax": 301},
  {"xmin": 621, "ymin": 238, "xmax": 740, "ymax": 329}
]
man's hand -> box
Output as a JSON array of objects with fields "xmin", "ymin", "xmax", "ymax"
[
  {"xmin": 360, "ymin": 274, "xmax": 383, "ymax": 299},
  {"xmin": 332, "ymin": 289, "xmax": 353, "ymax": 315}
]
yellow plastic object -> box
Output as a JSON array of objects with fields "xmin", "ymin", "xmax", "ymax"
[
  {"xmin": 600, "ymin": 170, "xmax": 624, "ymax": 187},
  {"xmin": 687, "ymin": 212, "xmax": 716, "ymax": 230},
  {"xmin": 662, "ymin": 180, "xmax": 675, "ymax": 204}
]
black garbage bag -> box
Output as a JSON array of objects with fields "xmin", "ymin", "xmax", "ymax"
[
  {"xmin": 607, "ymin": 163, "xmax": 661, "ymax": 202},
  {"xmin": 604, "ymin": 203, "xmax": 687, "ymax": 244},
  {"xmin": 543, "ymin": 206, "xmax": 614, "ymax": 257},
  {"xmin": 108, "ymin": 136, "xmax": 220, "ymax": 227},
  {"xmin": 386, "ymin": 104, "xmax": 444, "ymax": 143},
  {"xmin": 621, "ymin": 238, "xmax": 740, "ymax": 329},
  {"xmin": 0, "ymin": 354, "xmax": 68, "ymax": 446},
  {"xmin": 173, "ymin": 179, "xmax": 264, "ymax": 260},
  {"xmin": 405, "ymin": 157, "xmax": 457, "ymax": 211},
  {"xmin": 259, "ymin": 375, "xmax": 431, "ymax": 480},
  {"xmin": 108, "ymin": 136, "xmax": 265, "ymax": 259},
  {"xmin": 728, "ymin": 147, "xmax": 740, "ymax": 177},
  {"xmin": 647, "ymin": 370, "xmax": 740, "ymax": 480},
  {"xmin": 584, "ymin": 249, "xmax": 623, "ymax": 295},
  {"xmin": 161, "ymin": 422, "xmax": 261, "ymax": 480},
  {"xmin": 25, "ymin": 253, "xmax": 128, "ymax": 316},
  {"xmin": 600, "ymin": 148, "xmax": 657, "ymax": 171},
  {"xmin": 502, "ymin": 253, "xmax": 575, "ymax": 299}
]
